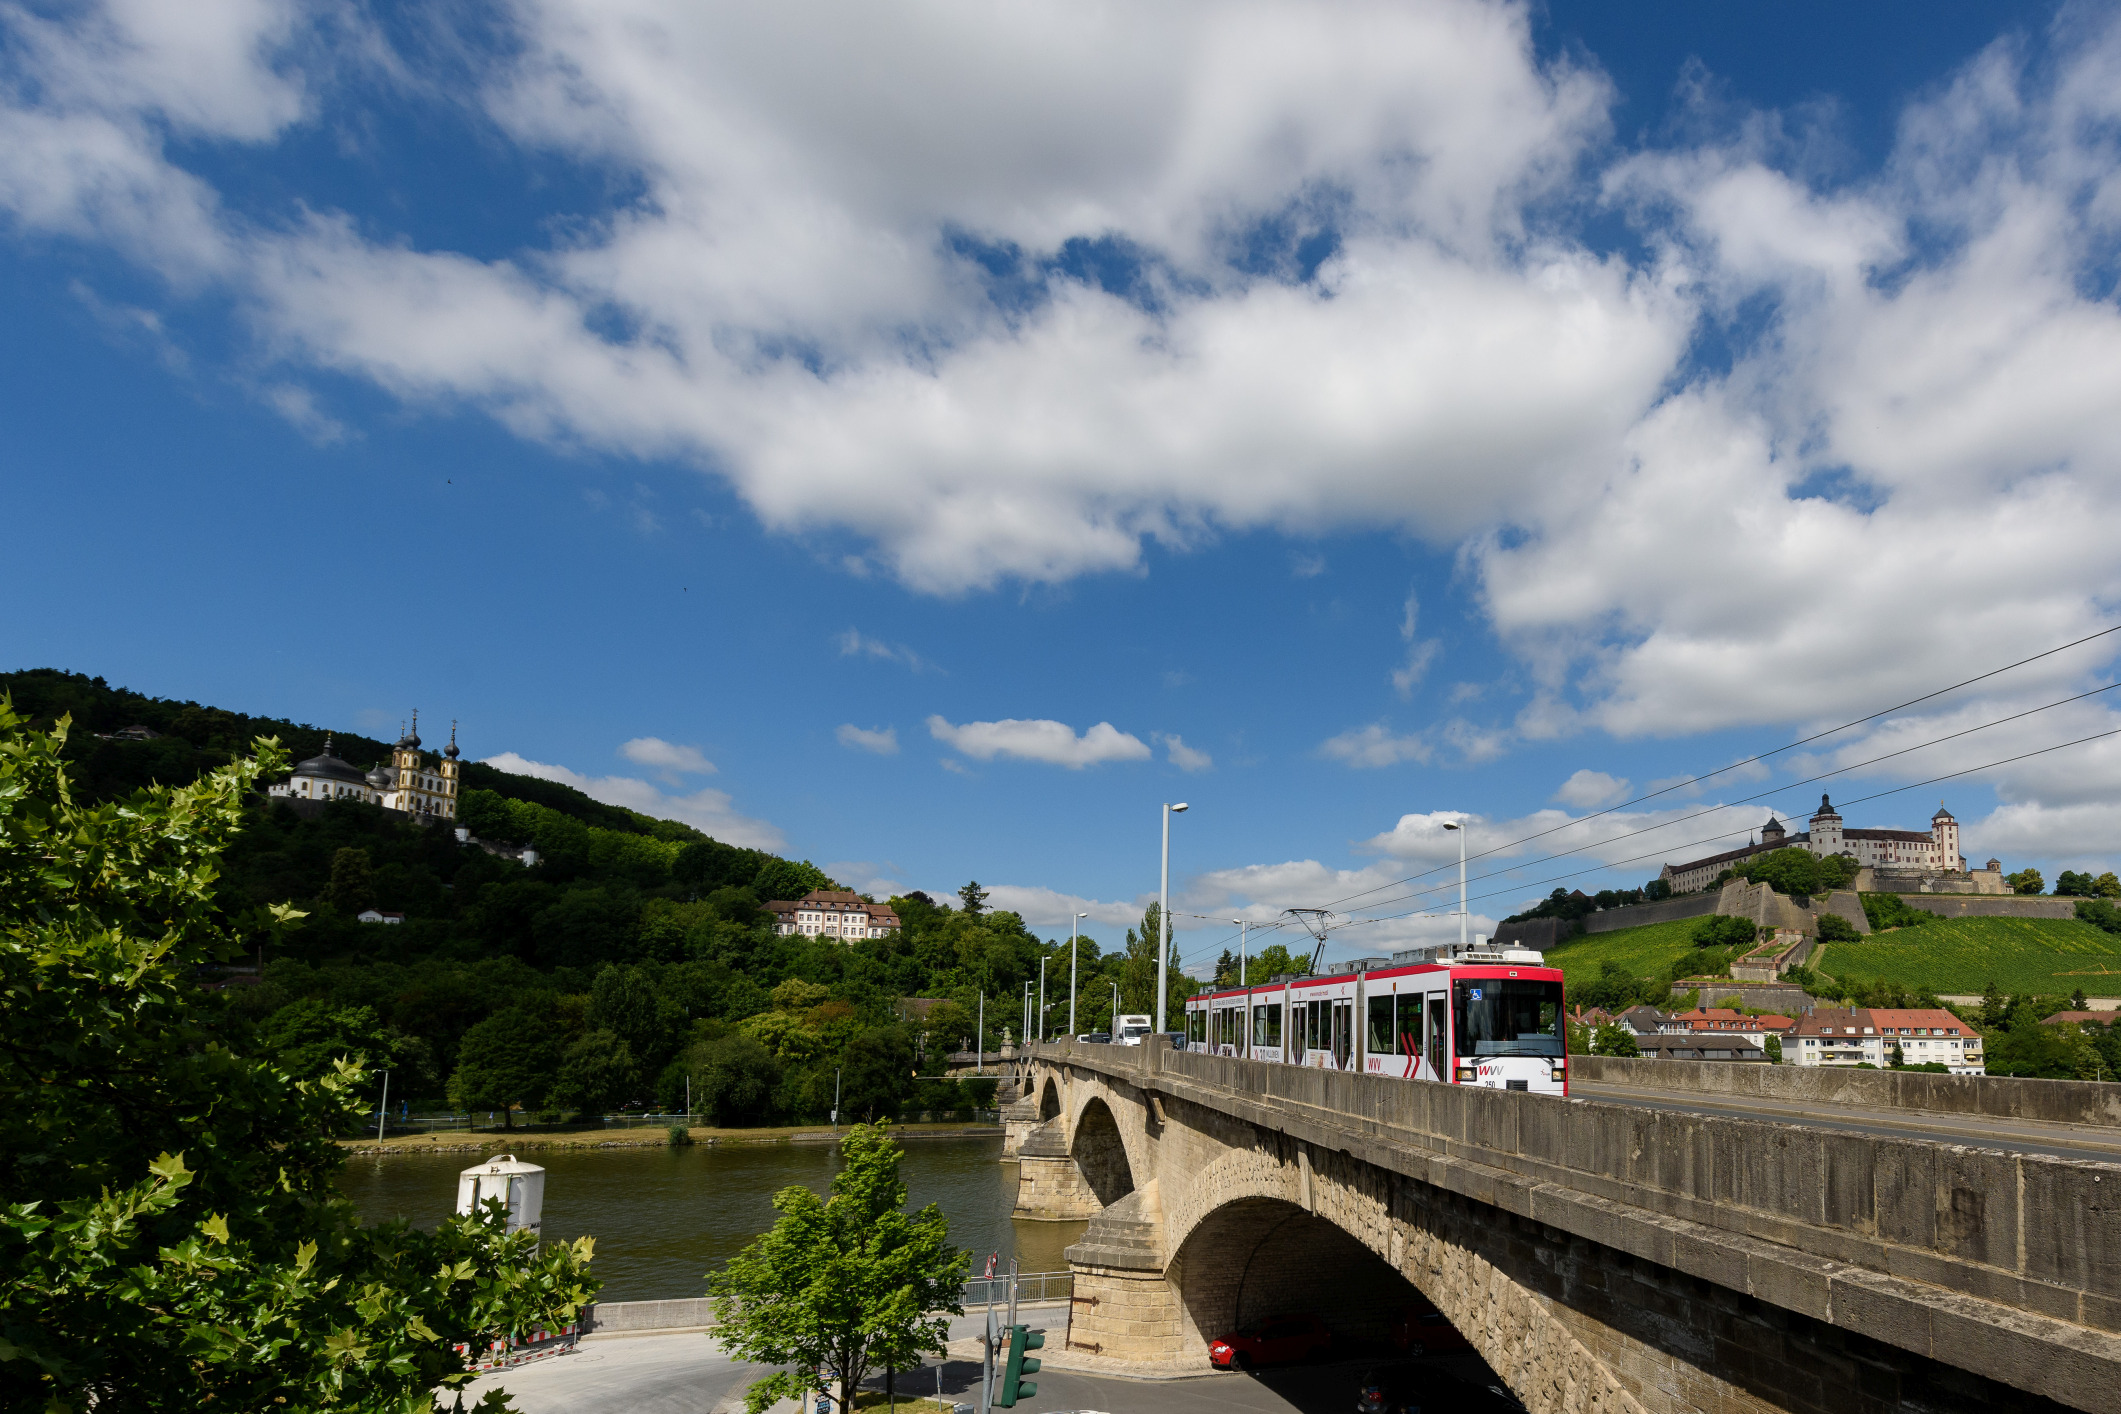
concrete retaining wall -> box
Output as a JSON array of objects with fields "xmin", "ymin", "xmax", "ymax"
[
  {"xmin": 1571, "ymin": 1054, "xmax": 2121, "ymax": 1128},
  {"xmin": 581, "ymin": 1298, "xmax": 715, "ymax": 1336}
]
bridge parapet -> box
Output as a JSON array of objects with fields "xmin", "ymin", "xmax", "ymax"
[{"xmin": 1029, "ymin": 1039, "xmax": 2121, "ymax": 1409}]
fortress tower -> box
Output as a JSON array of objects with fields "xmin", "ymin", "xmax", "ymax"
[
  {"xmin": 1808, "ymin": 794, "xmax": 1844, "ymax": 854},
  {"xmin": 1931, "ymin": 803, "xmax": 1962, "ymax": 871}
]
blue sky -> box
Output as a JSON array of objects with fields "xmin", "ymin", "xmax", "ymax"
[{"xmin": 6, "ymin": 0, "xmax": 2120, "ymax": 972}]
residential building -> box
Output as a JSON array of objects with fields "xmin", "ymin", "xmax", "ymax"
[
  {"xmin": 1612, "ymin": 1005, "xmax": 1676, "ymax": 1037},
  {"xmin": 1867, "ymin": 1008, "xmax": 1985, "ymax": 1074},
  {"xmin": 1660, "ymin": 796, "xmax": 1975, "ymax": 894},
  {"xmin": 2041, "ymin": 1010, "xmax": 2114, "ymax": 1027},
  {"xmin": 269, "ymin": 713, "xmax": 463, "ymax": 821},
  {"xmin": 1632, "ymin": 1035, "xmax": 1770, "ymax": 1062},
  {"xmin": 1787, "ymin": 1007, "xmax": 1984, "ymax": 1073},
  {"xmin": 1788, "ymin": 1008, "xmax": 1886, "ymax": 1067},
  {"xmin": 356, "ymin": 909, "xmax": 406, "ymax": 925},
  {"xmin": 767, "ymin": 888, "xmax": 900, "ymax": 940},
  {"xmin": 1670, "ymin": 1007, "xmax": 1795, "ymax": 1049}
]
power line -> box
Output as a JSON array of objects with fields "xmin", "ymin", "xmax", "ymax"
[
  {"xmin": 1339, "ymin": 722, "xmax": 2121, "ymax": 930},
  {"xmin": 1304, "ymin": 621, "xmax": 2121, "ymax": 917},
  {"xmin": 1331, "ymin": 677, "xmax": 2121, "ymax": 922},
  {"xmin": 1152, "ymin": 622, "xmax": 2121, "ymax": 971}
]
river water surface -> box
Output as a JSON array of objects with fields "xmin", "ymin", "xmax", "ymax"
[{"xmin": 338, "ymin": 1138, "xmax": 1081, "ymax": 1304}]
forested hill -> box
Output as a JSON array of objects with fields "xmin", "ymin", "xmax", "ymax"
[{"xmin": 2, "ymin": 669, "xmax": 1188, "ymax": 1126}]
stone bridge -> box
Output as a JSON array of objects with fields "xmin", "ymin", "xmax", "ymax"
[{"xmin": 1007, "ymin": 1040, "xmax": 2121, "ymax": 1414}]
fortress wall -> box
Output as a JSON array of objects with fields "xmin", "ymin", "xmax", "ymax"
[
  {"xmin": 1893, "ymin": 894, "xmax": 2079, "ymax": 920},
  {"xmin": 1581, "ymin": 891, "xmax": 1721, "ymax": 934}
]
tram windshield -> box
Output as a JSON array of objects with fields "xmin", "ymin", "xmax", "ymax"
[{"xmin": 1453, "ymin": 979, "xmax": 1565, "ymax": 1058}]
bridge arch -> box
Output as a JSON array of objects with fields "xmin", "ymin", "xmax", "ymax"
[
  {"xmin": 1158, "ymin": 1140, "xmax": 1639, "ymax": 1412},
  {"xmin": 1038, "ymin": 1076, "xmax": 1060, "ymax": 1121},
  {"xmin": 1069, "ymin": 1096, "xmax": 1137, "ymax": 1207}
]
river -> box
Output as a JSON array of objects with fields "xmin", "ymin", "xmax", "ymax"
[{"xmin": 338, "ymin": 1138, "xmax": 1080, "ymax": 1304}]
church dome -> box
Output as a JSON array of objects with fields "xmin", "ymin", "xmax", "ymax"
[
  {"xmin": 293, "ymin": 737, "xmax": 370, "ymax": 785},
  {"xmin": 366, "ymin": 763, "xmax": 394, "ymax": 788}
]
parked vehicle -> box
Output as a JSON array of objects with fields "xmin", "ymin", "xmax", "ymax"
[
  {"xmin": 1207, "ymin": 1313, "xmax": 1332, "ymax": 1369},
  {"xmin": 1390, "ymin": 1301, "xmax": 1472, "ymax": 1356},
  {"xmin": 1115, "ymin": 1014, "xmax": 1154, "ymax": 1046},
  {"xmin": 1078, "ymin": 1032, "xmax": 1112, "ymax": 1044}
]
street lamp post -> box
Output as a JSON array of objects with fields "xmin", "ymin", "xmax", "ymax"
[
  {"xmin": 1069, "ymin": 912, "xmax": 1087, "ymax": 1038},
  {"xmin": 1023, "ymin": 982, "xmax": 1033, "ymax": 1052},
  {"xmin": 1158, "ymin": 802, "xmax": 1189, "ymax": 1034},
  {"xmin": 1234, "ymin": 918, "xmax": 1247, "ymax": 987},
  {"xmin": 977, "ymin": 994, "xmax": 984, "ymax": 1074},
  {"xmin": 1038, "ymin": 956, "xmax": 1047, "ymax": 1045},
  {"xmin": 1442, "ymin": 820, "xmax": 1467, "ymax": 952}
]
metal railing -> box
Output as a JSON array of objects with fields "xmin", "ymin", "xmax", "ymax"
[{"xmin": 961, "ymin": 1270, "xmax": 1072, "ymax": 1307}]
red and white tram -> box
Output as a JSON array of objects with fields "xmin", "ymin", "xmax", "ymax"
[{"xmin": 1182, "ymin": 942, "xmax": 1568, "ymax": 1095}]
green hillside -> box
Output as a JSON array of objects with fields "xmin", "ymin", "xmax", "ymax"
[
  {"xmin": 1544, "ymin": 916, "xmax": 1707, "ymax": 989},
  {"xmin": 1815, "ymin": 916, "xmax": 2121, "ymax": 995}
]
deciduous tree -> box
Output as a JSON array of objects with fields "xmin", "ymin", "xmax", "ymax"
[
  {"xmin": 710, "ymin": 1124, "xmax": 968, "ymax": 1414},
  {"xmin": 0, "ymin": 705, "xmax": 596, "ymax": 1412}
]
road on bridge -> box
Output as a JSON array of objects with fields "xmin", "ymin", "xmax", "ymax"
[{"xmin": 1575, "ymin": 1079, "xmax": 2121, "ymax": 1163}]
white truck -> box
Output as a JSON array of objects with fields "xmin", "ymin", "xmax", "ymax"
[{"xmin": 1114, "ymin": 1014, "xmax": 1154, "ymax": 1045}]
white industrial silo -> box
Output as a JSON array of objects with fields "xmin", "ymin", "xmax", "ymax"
[{"xmin": 456, "ymin": 1154, "xmax": 546, "ymax": 1237}]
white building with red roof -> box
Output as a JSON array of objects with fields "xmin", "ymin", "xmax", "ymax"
[{"xmin": 766, "ymin": 888, "xmax": 900, "ymax": 941}]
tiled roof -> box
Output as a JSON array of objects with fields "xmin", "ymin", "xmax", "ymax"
[{"xmin": 1866, "ymin": 1008, "xmax": 1978, "ymax": 1037}]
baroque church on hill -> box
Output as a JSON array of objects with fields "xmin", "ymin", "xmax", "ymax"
[
  {"xmin": 1659, "ymin": 794, "xmax": 1994, "ymax": 896},
  {"xmin": 268, "ymin": 712, "xmax": 462, "ymax": 821}
]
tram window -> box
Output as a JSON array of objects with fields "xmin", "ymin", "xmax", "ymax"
[
  {"xmin": 1307, "ymin": 1000, "xmax": 1324, "ymax": 1052},
  {"xmin": 1367, "ymin": 995, "xmax": 1397, "ymax": 1055},
  {"xmin": 1253, "ymin": 1002, "xmax": 1282, "ymax": 1047},
  {"xmin": 1453, "ymin": 979, "xmax": 1565, "ymax": 1058},
  {"xmin": 1188, "ymin": 1010, "xmax": 1206, "ymax": 1044},
  {"xmin": 1426, "ymin": 995, "xmax": 1448, "ymax": 1072}
]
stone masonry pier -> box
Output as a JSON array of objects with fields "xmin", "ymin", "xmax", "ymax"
[{"xmin": 1021, "ymin": 1039, "xmax": 2121, "ymax": 1414}]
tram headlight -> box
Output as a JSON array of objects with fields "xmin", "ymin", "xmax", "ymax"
[
  {"xmin": 1551, "ymin": 1059, "xmax": 1567, "ymax": 1082},
  {"xmin": 1455, "ymin": 1065, "xmax": 1476, "ymax": 1083}
]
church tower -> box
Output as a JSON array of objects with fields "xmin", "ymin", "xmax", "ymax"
[{"xmin": 439, "ymin": 720, "xmax": 461, "ymax": 820}]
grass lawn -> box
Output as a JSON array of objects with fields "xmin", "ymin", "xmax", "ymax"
[
  {"xmin": 1544, "ymin": 917, "xmax": 1713, "ymax": 991},
  {"xmin": 1813, "ymin": 915, "xmax": 2121, "ymax": 996}
]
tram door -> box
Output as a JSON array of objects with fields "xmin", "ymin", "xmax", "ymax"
[
  {"xmin": 1425, "ymin": 994, "xmax": 1449, "ymax": 1081},
  {"xmin": 1332, "ymin": 999, "xmax": 1354, "ymax": 1070}
]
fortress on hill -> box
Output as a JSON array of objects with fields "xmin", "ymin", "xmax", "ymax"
[{"xmin": 1659, "ymin": 794, "xmax": 2005, "ymax": 896}]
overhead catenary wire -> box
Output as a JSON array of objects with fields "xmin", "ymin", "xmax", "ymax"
[
  {"xmin": 1299, "ymin": 622, "xmax": 2121, "ymax": 919},
  {"xmin": 1161, "ymin": 635, "xmax": 2121, "ymax": 968},
  {"xmin": 1331, "ymin": 721, "xmax": 2121, "ymax": 931},
  {"xmin": 1325, "ymin": 677, "xmax": 2121, "ymax": 923}
]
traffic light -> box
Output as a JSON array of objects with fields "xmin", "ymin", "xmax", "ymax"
[{"xmin": 994, "ymin": 1323, "xmax": 1044, "ymax": 1406}]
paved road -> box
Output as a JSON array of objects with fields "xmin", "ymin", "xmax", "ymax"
[
  {"xmin": 1574, "ymin": 1081, "xmax": 2121, "ymax": 1164},
  {"xmin": 459, "ymin": 1310, "xmax": 1513, "ymax": 1414}
]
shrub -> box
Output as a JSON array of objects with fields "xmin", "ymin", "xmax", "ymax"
[
  {"xmin": 1691, "ymin": 914, "xmax": 1757, "ymax": 950},
  {"xmin": 1815, "ymin": 914, "xmax": 1861, "ymax": 944},
  {"xmin": 668, "ymin": 1123, "xmax": 694, "ymax": 1146},
  {"xmin": 1765, "ymin": 1035, "xmax": 1783, "ymax": 1064},
  {"xmin": 1860, "ymin": 893, "xmax": 1933, "ymax": 931},
  {"xmin": 2076, "ymin": 899, "xmax": 2121, "ymax": 936},
  {"xmin": 1590, "ymin": 1024, "xmax": 1639, "ymax": 1057}
]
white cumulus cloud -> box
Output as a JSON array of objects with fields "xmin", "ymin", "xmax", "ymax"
[
  {"xmin": 1553, "ymin": 769, "xmax": 1630, "ymax": 810},
  {"xmin": 481, "ymin": 751, "xmax": 784, "ymax": 850},
  {"xmin": 618, "ymin": 736, "xmax": 716, "ymax": 777},
  {"xmin": 1156, "ymin": 733, "xmax": 1213, "ymax": 772},
  {"xmin": 927, "ymin": 714, "xmax": 1150, "ymax": 768},
  {"xmin": 836, "ymin": 723, "xmax": 900, "ymax": 755}
]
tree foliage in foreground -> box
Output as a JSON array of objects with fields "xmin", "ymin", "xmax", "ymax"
[
  {"xmin": 0, "ymin": 704, "xmax": 597, "ymax": 1412},
  {"xmin": 709, "ymin": 1124, "xmax": 967, "ymax": 1414}
]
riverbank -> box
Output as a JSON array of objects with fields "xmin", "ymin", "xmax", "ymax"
[{"xmin": 341, "ymin": 1121, "xmax": 1003, "ymax": 1157}]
